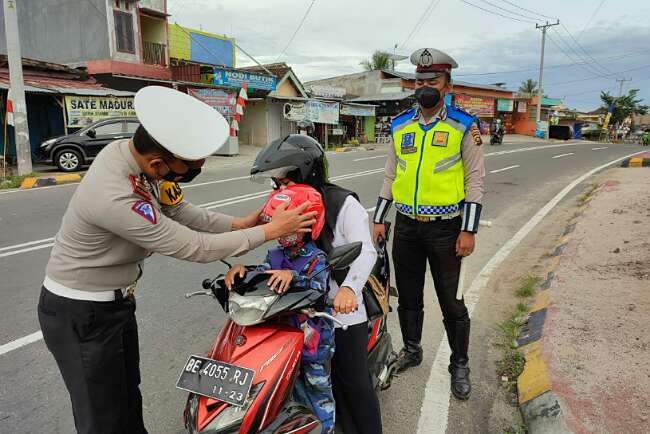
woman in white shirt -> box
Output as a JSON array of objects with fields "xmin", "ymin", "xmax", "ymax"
[{"xmin": 252, "ymin": 134, "xmax": 382, "ymax": 434}]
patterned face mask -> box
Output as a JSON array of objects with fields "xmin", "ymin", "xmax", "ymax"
[{"xmin": 278, "ymin": 232, "xmax": 305, "ymax": 249}]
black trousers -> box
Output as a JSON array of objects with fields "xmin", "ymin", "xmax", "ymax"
[
  {"xmin": 392, "ymin": 213, "xmax": 469, "ymax": 322},
  {"xmin": 37, "ymin": 287, "xmax": 147, "ymax": 434},
  {"xmin": 332, "ymin": 322, "xmax": 382, "ymax": 434}
]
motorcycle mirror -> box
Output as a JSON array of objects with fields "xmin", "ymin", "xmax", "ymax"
[{"xmin": 327, "ymin": 242, "xmax": 362, "ymax": 270}]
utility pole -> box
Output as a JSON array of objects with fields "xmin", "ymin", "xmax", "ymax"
[
  {"xmin": 3, "ymin": 0, "xmax": 32, "ymax": 175},
  {"xmin": 535, "ymin": 20, "xmax": 560, "ymax": 138},
  {"xmin": 613, "ymin": 78, "xmax": 632, "ymax": 141}
]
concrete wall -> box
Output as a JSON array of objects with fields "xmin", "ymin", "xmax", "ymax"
[
  {"xmin": 239, "ymin": 100, "xmax": 268, "ymax": 147},
  {"xmin": 0, "ymin": 0, "xmax": 110, "ymax": 64},
  {"xmin": 306, "ymin": 70, "xmax": 383, "ymax": 98},
  {"xmin": 274, "ymin": 77, "xmax": 300, "ymax": 98},
  {"xmin": 106, "ymin": 0, "xmax": 141, "ymax": 64},
  {"xmin": 140, "ymin": 16, "xmax": 166, "ymax": 44},
  {"xmin": 139, "ymin": 0, "xmax": 166, "ymax": 13}
]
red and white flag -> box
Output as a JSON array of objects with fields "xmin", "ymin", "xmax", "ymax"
[{"xmin": 6, "ymin": 89, "xmax": 14, "ymax": 126}]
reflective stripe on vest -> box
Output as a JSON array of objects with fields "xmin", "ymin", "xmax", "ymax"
[{"xmin": 391, "ymin": 115, "xmax": 467, "ymax": 216}]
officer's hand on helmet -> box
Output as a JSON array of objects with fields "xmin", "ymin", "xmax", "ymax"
[
  {"xmin": 232, "ymin": 207, "xmax": 263, "ymax": 230},
  {"xmin": 372, "ymin": 224, "xmax": 386, "ymax": 245},
  {"xmin": 263, "ymin": 202, "xmax": 318, "ymax": 241},
  {"xmin": 456, "ymin": 231, "xmax": 475, "ymax": 257}
]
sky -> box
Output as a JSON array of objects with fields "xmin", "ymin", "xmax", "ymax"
[{"xmin": 168, "ymin": 0, "xmax": 650, "ymax": 111}]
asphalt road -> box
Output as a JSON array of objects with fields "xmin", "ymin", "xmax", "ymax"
[{"xmin": 0, "ymin": 139, "xmax": 643, "ymax": 434}]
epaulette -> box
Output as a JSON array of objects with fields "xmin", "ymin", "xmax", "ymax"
[
  {"xmin": 446, "ymin": 105, "xmax": 475, "ymax": 128},
  {"xmin": 391, "ymin": 107, "xmax": 417, "ymax": 128}
]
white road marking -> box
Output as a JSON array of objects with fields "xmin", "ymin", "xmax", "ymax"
[
  {"xmin": 354, "ymin": 155, "xmax": 386, "ymax": 162},
  {"xmin": 592, "ymin": 147, "xmax": 608, "ymax": 150},
  {"xmin": 484, "ymin": 142, "xmax": 587, "ymax": 157},
  {"xmin": 0, "ymin": 169, "xmax": 385, "ymax": 259},
  {"xmin": 416, "ymin": 150, "xmax": 647, "ymax": 434},
  {"xmin": 489, "ymin": 165, "xmax": 519, "ymax": 174},
  {"xmin": 0, "ymin": 206, "xmax": 381, "ymax": 356},
  {"xmin": 552, "ymin": 152, "xmax": 575, "ymax": 159},
  {"xmin": 0, "ymin": 331, "xmax": 43, "ymax": 356},
  {"xmin": 0, "ymin": 182, "xmax": 78, "ymax": 196}
]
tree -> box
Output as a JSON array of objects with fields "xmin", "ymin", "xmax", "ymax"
[
  {"xmin": 600, "ymin": 89, "xmax": 649, "ymax": 126},
  {"xmin": 518, "ymin": 79, "xmax": 538, "ymax": 94},
  {"xmin": 360, "ymin": 51, "xmax": 391, "ymax": 71}
]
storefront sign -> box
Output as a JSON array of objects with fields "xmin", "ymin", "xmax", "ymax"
[
  {"xmin": 496, "ymin": 98, "xmax": 513, "ymax": 112},
  {"xmin": 306, "ymin": 100, "xmax": 339, "ymax": 125},
  {"xmin": 213, "ymin": 67, "xmax": 276, "ymax": 91},
  {"xmin": 517, "ymin": 101, "xmax": 527, "ymax": 113},
  {"xmin": 340, "ymin": 104, "xmax": 375, "ymax": 117},
  {"xmin": 308, "ymin": 85, "xmax": 345, "ymax": 99},
  {"xmin": 64, "ymin": 95, "xmax": 135, "ymax": 127},
  {"xmin": 283, "ymin": 102, "xmax": 307, "ymax": 121},
  {"xmin": 188, "ymin": 88, "xmax": 237, "ymax": 117},
  {"xmin": 453, "ymin": 95, "xmax": 495, "ymax": 117}
]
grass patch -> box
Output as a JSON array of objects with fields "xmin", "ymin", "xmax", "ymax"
[
  {"xmin": 515, "ymin": 275, "xmax": 541, "ymax": 298},
  {"xmin": 0, "ymin": 172, "xmax": 42, "ymax": 189},
  {"xmin": 577, "ymin": 182, "xmax": 599, "ymax": 205},
  {"xmin": 496, "ymin": 275, "xmax": 541, "ymax": 392}
]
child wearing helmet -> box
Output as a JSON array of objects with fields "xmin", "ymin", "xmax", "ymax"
[{"xmin": 225, "ymin": 184, "xmax": 336, "ymax": 433}]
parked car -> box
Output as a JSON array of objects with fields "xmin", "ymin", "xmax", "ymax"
[{"xmin": 38, "ymin": 117, "xmax": 140, "ymax": 171}]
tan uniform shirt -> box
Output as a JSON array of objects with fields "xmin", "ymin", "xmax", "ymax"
[
  {"xmin": 45, "ymin": 139, "xmax": 265, "ymax": 292},
  {"xmin": 379, "ymin": 105, "xmax": 485, "ymax": 204}
]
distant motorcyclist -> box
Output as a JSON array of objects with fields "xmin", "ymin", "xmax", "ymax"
[
  {"xmin": 490, "ymin": 118, "xmax": 504, "ymax": 145},
  {"xmin": 251, "ymin": 135, "xmax": 382, "ymax": 434}
]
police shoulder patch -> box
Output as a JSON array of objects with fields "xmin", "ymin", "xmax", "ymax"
[
  {"xmin": 132, "ymin": 200, "xmax": 157, "ymax": 224},
  {"xmin": 470, "ymin": 124, "xmax": 482, "ymax": 146},
  {"xmin": 129, "ymin": 174, "xmax": 152, "ymax": 201},
  {"xmin": 159, "ymin": 181, "xmax": 184, "ymax": 206}
]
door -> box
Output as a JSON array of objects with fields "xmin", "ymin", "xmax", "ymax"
[{"xmin": 83, "ymin": 120, "xmax": 129, "ymax": 157}]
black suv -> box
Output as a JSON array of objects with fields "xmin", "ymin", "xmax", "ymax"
[{"xmin": 38, "ymin": 117, "xmax": 140, "ymax": 171}]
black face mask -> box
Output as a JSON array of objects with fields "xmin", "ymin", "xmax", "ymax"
[
  {"xmin": 415, "ymin": 86, "xmax": 441, "ymax": 109},
  {"xmin": 163, "ymin": 167, "xmax": 201, "ymax": 183}
]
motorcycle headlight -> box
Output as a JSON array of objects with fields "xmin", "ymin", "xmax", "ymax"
[
  {"xmin": 228, "ymin": 293, "xmax": 278, "ymax": 326},
  {"xmin": 204, "ymin": 381, "xmax": 265, "ymax": 433},
  {"xmin": 40, "ymin": 138, "xmax": 57, "ymax": 148}
]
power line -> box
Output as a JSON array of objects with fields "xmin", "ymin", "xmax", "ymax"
[
  {"xmin": 458, "ymin": 0, "xmax": 537, "ymax": 24},
  {"xmin": 577, "ymin": 0, "xmax": 606, "ymax": 41},
  {"xmin": 494, "ymin": 0, "xmax": 557, "ymax": 20},
  {"xmin": 398, "ymin": 0, "xmax": 443, "ymax": 49},
  {"xmin": 545, "ymin": 63, "xmax": 650, "ymax": 86},
  {"xmin": 275, "ymin": 0, "xmax": 317, "ymax": 62},
  {"xmin": 83, "ymin": 0, "xmax": 107, "ymax": 20},
  {"xmin": 476, "ymin": 0, "xmax": 541, "ymax": 22},
  {"xmin": 560, "ymin": 23, "xmax": 612, "ymax": 75},
  {"xmin": 546, "ymin": 31, "xmax": 609, "ymax": 79}
]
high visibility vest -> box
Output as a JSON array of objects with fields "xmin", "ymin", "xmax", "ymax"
[{"xmin": 391, "ymin": 105, "xmax": 474, "ymax": 216}]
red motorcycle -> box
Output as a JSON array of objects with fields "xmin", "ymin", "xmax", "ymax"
[{"xmin": 178, "ymin": 232, "xmax": 396, "ymax": 434}]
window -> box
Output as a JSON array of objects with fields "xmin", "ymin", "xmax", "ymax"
[
  {"xmin": 114, "ymin": 10, "xmax": 135, "ymax": 53},
  {"xmin": 125, "ymin": 121, "xmax": 140, "ymax": 133},
  {"xmin": 94, "ymin": 122, "xmax": 124, "ymax": 135}
]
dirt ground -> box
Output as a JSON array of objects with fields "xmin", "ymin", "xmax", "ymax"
[{"xmin": 543, "ymin": 168, "xmax": 650, "ymax": 434}]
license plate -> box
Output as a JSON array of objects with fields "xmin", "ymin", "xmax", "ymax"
[{"xmin": 176, "ymin": 355, "xmax": 255, "ymax": 407}]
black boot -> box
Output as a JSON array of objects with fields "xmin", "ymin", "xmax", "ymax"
[
  {"xmin": 444, "ymin": 319, "xmax": 471, "ymax": 400},
  {"xmin": 394, "ymin": 308, "xmax": 424, "ymax": 373}
]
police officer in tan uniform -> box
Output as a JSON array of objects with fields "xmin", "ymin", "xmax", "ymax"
[
  {"xmin": 37, "ymin": 86, "xmax": 316, "ymax": 434},
  {"xmin": 372, "ymin": 48, "xmax": 485, "ymax": 400}
]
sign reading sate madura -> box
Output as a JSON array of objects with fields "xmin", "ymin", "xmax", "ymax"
[{"xmin": 65, "ymin": 96, "xmax": 135, "ymax": 127}]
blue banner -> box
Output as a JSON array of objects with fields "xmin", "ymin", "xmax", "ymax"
[{"xmin": 213, "ymin": 67, "xmax": 276, "ymax": 91}]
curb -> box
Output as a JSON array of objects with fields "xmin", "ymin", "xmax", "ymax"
[
  {"xmin": 514, "ymin": 190, "xmax": 597, "ymax": 432},
  {"xmin": 620, "ymin": 157, "xmax": 650, "ymax": 167},
  {"xmin": 20, "ymin": 173, "xmax": 82, "ymax": 189}
]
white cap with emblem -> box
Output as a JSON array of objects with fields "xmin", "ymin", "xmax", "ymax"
[
  {"xmin": 134, "ymin": 86, "xmax": 230, "ymax": 161},
  {"xmin": 410, "ymin": 48, "xmax": 458, "ymax": 80}
]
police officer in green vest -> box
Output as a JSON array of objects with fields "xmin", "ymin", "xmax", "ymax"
[{"xmin": 372, "ymin": 48, "xmax": 485, "ymax": 400}]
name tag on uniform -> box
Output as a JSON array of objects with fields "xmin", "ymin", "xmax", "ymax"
[
  {"xmin": 401, "ymin": 133, "xmax": 416, "ymax": 154},
  {"xmin": 432, "ymin": 131, "xmax": 449, "ymax": 147}
]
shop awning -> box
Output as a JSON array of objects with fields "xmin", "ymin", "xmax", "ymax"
[{"xmin": 0, "ymin": 73, "xmax": 133, "ymax": 96}]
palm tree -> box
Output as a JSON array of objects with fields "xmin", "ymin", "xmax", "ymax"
[
  {"xmin": 360, "ymin": 51, "xmax": 392, "ymax": 71},
  {"xmin": 518, "ymin": 79, "xmax": 538, "ymax": 94}
]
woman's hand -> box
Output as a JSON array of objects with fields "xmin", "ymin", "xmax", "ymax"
[
  {"xmin": 225, "ymin": 265, "xmax": 247, "ymax": 290},
  {"xmin": 333, "ymin": 286, "xmax": 357, "ymax": 314},
  {"xmin": 265, "ymin": 270, "xmax": 293, "ymax": 293}
]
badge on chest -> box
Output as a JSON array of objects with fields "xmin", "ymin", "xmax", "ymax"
[
  {"xmin": 400, "ymin": 133, "xmax": 417, "ymax": 154},
  {"xmin": 432, "ymin": 131, "xmax": 449, "ymax": 147}
]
